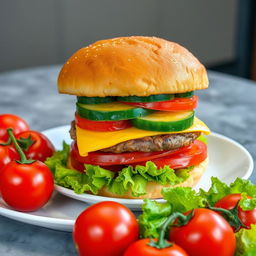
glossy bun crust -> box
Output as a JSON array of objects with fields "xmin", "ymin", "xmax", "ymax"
[
  {"xmin": 58, "ymin": 36, "xmax": 208, "ymax": 97},
  {"xmin": 67, "ymin": 157, "xmax": 208, "ymax": 199}
]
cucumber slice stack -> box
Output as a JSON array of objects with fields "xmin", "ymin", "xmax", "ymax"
[
  {"xmin": 76, "ymin": 102, "xmax": 153, "ymax": 121},
  {"xmin": 75, "ymin": 92, "xmax": 196, "ymax": 131},
  {"xmin": 132, "ymin": 111, "xmax": 194, "ymax": 132}
]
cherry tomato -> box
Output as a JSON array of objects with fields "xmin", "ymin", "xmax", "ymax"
[
  {"xmin": 0, "ymin": 140, "xmax": 19, "ymax": 170},
  {"xmin": 169, "ymin": 208, "xmax": 236, "ymax": 256},
  {"xmin": 16, "ymin": 130, "xmax": 55, "ymax": 162},
  {"xmin": 120, "ymin": 96, "xmax": 198, "ymax": 111},
  {"xmin": 124, "ymin": 238, "xmax": 188, "ymax": 256},
  {"xmin": 132, "ymin": 140, "xmax": 207, "ymax": 169},
  {"xmin": 215, "ymin": 193, "xmax": 256, "ymax": 230},
  {"xmin": 70, "ymin": 141, "xmax": 192, "ymax": 167},
  {"xmin": 0, "ymin": 114, "xmax": 29, "ymax": 141},
  {"xmin": 75, "ymin": 112, "xmax": 131, "ymax": 131},
  {"xmin": 0, "ymin": 161, "xmax": 54, "ymax": 211},
  {"xmin": 73, "ymin": 201, "xmax": 139, "ymax": 256}
]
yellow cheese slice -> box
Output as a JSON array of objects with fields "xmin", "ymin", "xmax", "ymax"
[{"xmin": 76, "ymin": 117, "xmax": 210, "ymax": 156}]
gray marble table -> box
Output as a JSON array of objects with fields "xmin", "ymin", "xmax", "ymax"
[{"xmin": 0, "ymin": 66, "xmax": 255, "ymax": 255}]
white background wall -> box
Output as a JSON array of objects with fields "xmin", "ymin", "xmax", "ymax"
[{"xmin": 0, "ymin": 0, "xmax": 238, "ymax": 72}]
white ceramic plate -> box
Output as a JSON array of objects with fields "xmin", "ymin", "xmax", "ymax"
[
  {"xmin": 0, "ymin": 192, "xmax": 81, "ymax": 231},
  {"xmin": 0, "ymin": 125, "xmax": 253, "ymax": 231}
]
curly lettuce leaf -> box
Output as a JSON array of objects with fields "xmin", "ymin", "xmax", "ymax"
[
  {"xmin": 239, "ymin": 194, "xmax": 256, "ymax": 211},
  {"xmin": 139, "ymin": 177, "xmax": 256, "ymax": 238},
  {"xmin": 198, "ymin": 176, "xmax": 230, "ymax": 205},
  {"xmin": 235, "ymin": 225, "xmax": 256, "ymax": 256},
  {"xmin": 162, "ymin": 186, "xmax": 206, "ymax": 213},
  {"xmin": 54, "ymin": 165, "xmax": 90, "ymax": 194},
  {"xmin": 139, "ymin": 199, "xmax": 172, "ymax": 238},
  {"xmin": 199, "ymin": 177, "xmax": 256, "ymax": 210},
  {"xmin": 45, "ymin": 141, "xmax": 69, "ymax": 175},
  {"xmin": 85, "ymin": 164, "xmax": 114, "ymax": 194},
  {"xmin": 139, "ymin": 187, "xmax": 206, "ymax": 238},
  {"xmin": 45, "ymin": 142, "xmax": 192, "ymax": 197}
]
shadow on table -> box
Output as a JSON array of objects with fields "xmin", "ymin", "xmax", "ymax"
[{"xmin": 0, "ymin": 216, "xmax": 76, "ymax": 256}]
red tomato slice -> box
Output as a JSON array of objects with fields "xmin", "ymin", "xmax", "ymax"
[
  {"xmin": 133, "ymin": 140, "xmax": 207, "ymax": 169},
  {"xmin": 69, "ymin": 152, "xmax": 126, "ymax": 172},
  {"xmin": 70, "ymin": 142, "xmax": 193, "ymax": 167},
  {"xmin": 75, "ymin": 113, "xmax": 132, "ymax": 131},
  {"xmin": 120, "ymin": 96, "xmax": 198, "ymax": 111}
]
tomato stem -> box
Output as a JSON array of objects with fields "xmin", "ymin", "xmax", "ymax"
[
  {"xmin": 148, "ymin": 211, "xmax": 194, "ymax": 249},
  {"xmin": 208, "ymin": 205, "xmax": 246, "ymax": 232},
  {"xmin": 17, "ymin": 135, "xmax": 35, "ymax": 151},
  {"xmin": 6, "ymin": 128, "xmax": 35, "ymax": 164}
]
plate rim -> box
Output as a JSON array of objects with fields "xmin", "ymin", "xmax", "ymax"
[
  {"xmin": 209, "ymin": 132, "xmax": 254, "ymax": 179},
  {"xmin": 0, "ymin": 202, "xmax": 75, "ymax": 225}
]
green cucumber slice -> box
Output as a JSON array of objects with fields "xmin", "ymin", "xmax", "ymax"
[
  {"xmin": 132, "ymin": 111, "xmax": 194, "ymax": 132},
  {"xmin": 76, "ymin": 102, "xmax": 153, "ymax": 121},
  {"xmin": 175, "ymin": 91, "xmax": 194, "ymax": 98},
  {"xmin": 77, "ymin": 96, "xmax": 115, "ymax": 104},
  {"xmin": 77, "ymin": 91, "xmax": 193, "ymax": 105},
  {"xmin": 117, "ymin": 94, "xmax": 174, "ymax": 103}
]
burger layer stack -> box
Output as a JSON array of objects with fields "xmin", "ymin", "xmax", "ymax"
[{"xmin": 57, "ymin": 36, "xmax": 210, "ymax": 199}]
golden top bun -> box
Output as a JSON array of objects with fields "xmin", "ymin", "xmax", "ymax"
[
  {"xmin": 58, "ymin": 36, "xmax": 208, "ymax": 97},
  {"xmin": 67, "ymin": 156, "xmax": 208, "ymax": 199}
]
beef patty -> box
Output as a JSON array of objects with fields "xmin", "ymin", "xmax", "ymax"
[{"xmin": 70, "ymin": 121, "xmax": 200, "ymax": 153}]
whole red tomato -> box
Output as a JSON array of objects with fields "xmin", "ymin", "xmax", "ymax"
[
  {"xmin": 0, "ymin": 114, "xmax": 29, "ymax": 141},
  {"xmin": 215, "ymin": 193, "xmax": 256, "ymax": 230},
  {"xmin": 169, "ymin": 208, "xmax": 236, "ymax": 256},
  {"xmin": 0, "ymin": 140, "xmax": 19, "ymax": 170},
  {"xmin": 0, "ymin": 160, "xmax": 54, "ymax": 211},
  {"xmin": 73, "ymin": 201, "xmax": 139, "ymax": 256},
  {"xmin": 124, "ymin": 239, "xmax": 188, "ymax": 256},
  {"xmin": 16, "ymin": 130, "xmax": 55, "ymax": 162}
]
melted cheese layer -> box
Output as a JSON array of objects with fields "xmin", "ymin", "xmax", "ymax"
[{"xmin": 76, "ymin": 117, "xmax": 210, "ymax": 156}]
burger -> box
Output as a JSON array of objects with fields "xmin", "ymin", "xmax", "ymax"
[{"xmin": 55, "ymin": 36, "xmax": 210, "ymax": 199}]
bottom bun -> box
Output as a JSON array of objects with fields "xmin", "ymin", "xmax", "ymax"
[{"xmin": 67, "ymin": 156, "xmax": 208, "ymax": 199}]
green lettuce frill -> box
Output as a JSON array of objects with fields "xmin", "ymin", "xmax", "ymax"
[{"xmin": 45, "ymin": 142, "xmax": 193, "ymax": 197}]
